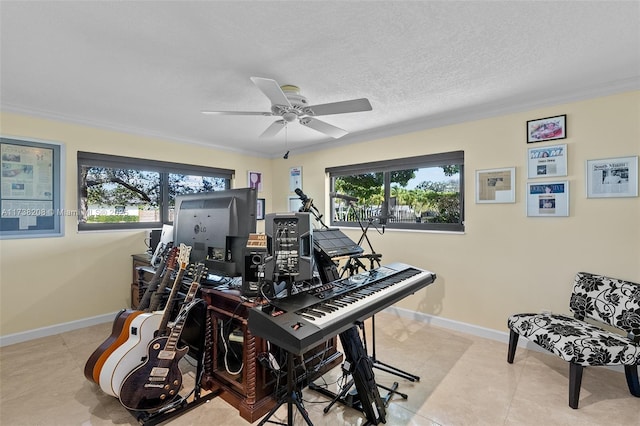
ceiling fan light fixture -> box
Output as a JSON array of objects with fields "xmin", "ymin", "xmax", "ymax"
[{"xmin": 283, "ymin": 112, "xmax": 298, "ymax": 122}]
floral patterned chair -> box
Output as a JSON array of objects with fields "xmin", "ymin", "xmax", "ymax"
[{"xmin": 507, "ymin": 272, "xmax": 640, "ymax": 408}]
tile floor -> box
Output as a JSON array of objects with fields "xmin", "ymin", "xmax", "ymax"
[{"xmin": 1, "ymin": 311, "xmax": 638, "ymax": 425}]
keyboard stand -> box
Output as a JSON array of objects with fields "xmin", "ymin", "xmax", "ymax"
[
  {"xmin": 259, "ymin": 353, "xmax": 313, "ymax": 426},
  {"xmin": 309, "ymin": 323, "xmax": 403, "ymax": 425},
  {"xmin": 368, "ymin": 314, "xmax": 420, "ymax": 383}
]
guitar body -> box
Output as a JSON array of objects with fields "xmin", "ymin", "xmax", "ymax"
[
  {"xmin": 118, "ymin": 337, "xmax": 188, "ymax": 412},
  {"xmin": 84, "ymin": 309, "xmax": 144, "ymax": 384},
  {"xmin": 98, "ymin": 312, "xmax": 163, "ymax": 397}
]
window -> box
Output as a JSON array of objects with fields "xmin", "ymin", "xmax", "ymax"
[
  {"xmin": 327, "ymin": 151, "xmax": 464, "ymax": 232},
  {"xmin": 77, "ymin": 152, "xmax": 233, "ymax": 231}
]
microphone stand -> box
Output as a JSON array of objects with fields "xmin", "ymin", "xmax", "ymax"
[{"xmin": 299, "ymin": 197, "xmax": 328, "ymax": 229}]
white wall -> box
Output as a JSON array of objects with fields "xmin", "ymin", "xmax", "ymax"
[{"xmin": 1, "ymin": 90, "xmax": 638, "ymax": 338}]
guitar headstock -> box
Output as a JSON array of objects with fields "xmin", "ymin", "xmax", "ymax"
[
  {"xmin": 160, "ymin": 241, "xmax": 174, "ymax": 258},
  {"xmin": 165, "ymin": 247, "xmax": 179, "ymax": 271},
  {"xmin": 177, "ymin": 243, "xmax": 192, "ymax": 270},
  {"xmin": 191, "ymin": 263, "xmax": 207, "ymax": 284}
]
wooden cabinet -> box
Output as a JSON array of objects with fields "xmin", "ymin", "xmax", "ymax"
[{"xmin": 200, "ymin": 288, "xmax": 342, "ymax": 423}]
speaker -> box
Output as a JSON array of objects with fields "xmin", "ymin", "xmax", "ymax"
[
  {"xmin": 242, "ymin": 250, "xmax": 266, "ymax": 296},
  {"xmin": 149, "ymin": 229, "xmax": 162, "ymax": 253},
  {"xmin": 264, "ymin": 212, "xmax": 314, "ymax": 285}
]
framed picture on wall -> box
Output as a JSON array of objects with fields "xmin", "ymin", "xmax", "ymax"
[
  {"xmin": 1, "ymin": 137, "xmax": 65, "ymax": 239},
  {"xmin": 256, "ymin": 198, "xmax": 265, "ymax": 220},
  {"xmin": 527, "ymin": 114, "xmax": 566, "ymax": 143},
  {"xmin": 586, "ymin": 155, "xmax": 638, "ymax": 198},
  {"xmin": 475, "ymin": 167, "xmax": 516, "ymax": 203},
  {"xmin": 289, "ymin": 166, "xmax": 302, "ymax": 192},
  {"xmin": 527, "ymin": 144, "xmax": 567, "ymax": 179},
  {"xmin": 526, "ymin": 181, "xmax": 569, "ymax": 217},
  {"xmin": 288, "ymin": 196, "xmax": 301, "ymax": 213},
  {"xmin": 248, "ymin": 171, "xmax": 263, "ymax": 191}
]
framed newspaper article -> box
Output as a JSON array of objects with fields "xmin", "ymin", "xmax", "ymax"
[
  {"xmin": 1, "ymin": 137, "xmax": 65, "ymax": 239},
  {"xmin": 586, "ymin": 156, "xmax": 638, "ymax": 198},
  {"xmin": 289, "ymin": 166, "xmax": 302, "ymax": 193},
  {"xmin": 527, "ymin": 144, "xmax": 567, "ymax": 179},
  {"xmin": 475, "ymin": 167, "xmax": 515, "ymax": 203},
  {"xmin": 526, "ymin": 181, "xmax": 569, "ymax": 217}
]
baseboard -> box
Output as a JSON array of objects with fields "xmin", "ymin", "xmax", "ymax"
[
  {"xmin": 384, "ymin": 306, "xmax": 624, "ymax": 373},
  {"xmin": 0, "ymin": 312, "xmax": 118, "ymax": 347},
  {"xmin": 384, "ymin": 306, "xmax": 515, "ymax": 344}
]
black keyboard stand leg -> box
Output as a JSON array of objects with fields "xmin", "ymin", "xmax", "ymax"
[
  {"xmin": 366, "ymin": 316, "xmax": 420, "ymax": 383},
  {"xmin": 259, "ymin": 353, "xmax": 313, "ymax": 426}
]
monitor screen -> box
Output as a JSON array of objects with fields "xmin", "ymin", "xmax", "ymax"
[{"xmin": 173, "ymin": 188, "xmax": 257, "ymax": 275}]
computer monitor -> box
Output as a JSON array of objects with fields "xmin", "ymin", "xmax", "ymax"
[{"xmin": 173, "ymin": 188, "xmax": 257, "ymax": 276}]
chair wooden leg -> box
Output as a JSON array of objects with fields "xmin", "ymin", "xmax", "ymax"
[
  {"xmin": 624, "ymin": 365, "xmax": 640, "ymax": 397},
  {"xmin": 569, "ymin": 362, "xmax": 583, "ymax": 409},
  {"xmin": 507, "ymin": 329, "xmax": 519, "ymax": 364}
]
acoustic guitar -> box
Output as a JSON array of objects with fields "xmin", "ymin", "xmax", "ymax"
[
  {"xmin": 98, "ymin": 244, "xmax": 191, "ymax": 397},
  {"xmin": 83, "ymin": 247, "xmax": 178, "ymax": 384},
  {"xmin": 119, "ymin": 262, "xmax": 206, "ymax": 412}
]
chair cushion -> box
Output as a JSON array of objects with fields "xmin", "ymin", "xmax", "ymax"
[{"xmin": 508, "ymin": 313, "xmax": 640, "ymax": 367}]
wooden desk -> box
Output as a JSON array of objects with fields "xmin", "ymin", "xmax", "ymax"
[{"xmin": 200, "ymin": 287, "xmax": 342, "ymax": 423}]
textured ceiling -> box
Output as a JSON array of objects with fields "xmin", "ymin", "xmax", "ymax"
[{"xmin": 1, "ymin": 1, "xmax": 639, "ymax": 158}]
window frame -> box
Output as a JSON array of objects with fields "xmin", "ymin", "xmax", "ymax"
[
  {"xmin": 327, "ymin": 151, "xmax": 465, "ymax": 232},
  {"xmin": 77, "ymin": 152, "xmax": 233, "ymax": 231}
]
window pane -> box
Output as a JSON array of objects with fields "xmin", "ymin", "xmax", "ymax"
[
  {"xmin": 391, "ymin": 166, "xmax": 461, "ymax": 224},
  {"xmin": 80, "ymin": 166, "xmax": 160, "ymax": 224},
  {"xmin": 332, "ymin": 172, "xmax": 383, "ymax": 223},
  {"xmin": 167, "ymin": 173, "xmax": 228, "ymax": 221}
]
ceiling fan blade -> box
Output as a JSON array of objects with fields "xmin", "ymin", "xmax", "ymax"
[
  {"xmin": 201, "ymin": 110, "xmax": 273, "ymax": 116},
  {"xmin": 250, "ymin": 77, "xmax": 292, "ymax": 107},
  {"xmin": 300, "ymin": 117, "xmax": 348, "ymax": 138},
  {"xmin": 260, "ymin": 120, "xmax": 287, "ymax": 138},
  {"xmin": 306, "ymin": 98, "xmax": 372, "ymax": 116}
]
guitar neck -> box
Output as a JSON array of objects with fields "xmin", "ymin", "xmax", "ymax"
[
  {"xmin": 157, "ymin": 267, "xmax": 187, "ymax": 334},
  {"xmin": 163, "ymin": 266, "xmax": 205, "ymax": 352},
  {"xmin": 137, "ymin": 258, "xmax": 167, "ymax": 311},
  {"xmin": 148, "ymin": 267, "xmax": 177, "ymax": 312}
]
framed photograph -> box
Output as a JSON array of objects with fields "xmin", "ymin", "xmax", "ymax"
[
  {"xmin": 288, "ymin": 196, "xmax": 301, "ymax": 213},
  {"xmin": 476, "ymin": 167, "xmax": 515, "ymax": 203},
  {"xmin": 289, "ymin": 166, "xmax": 302, "ymax": 193},
  {"xmin": 256, "ymin": 198, "xmax": 265, "ymax": 220},
  {"xmin": 248, "ymin": 171, "xmax": 262, "ymax": 191},
  {"xmin": 586, "ymin": 156, "xmax": 638, "ymax": 198},
  {"xmin": 526, "ymin": 181, "xmax": 569, "ymax": 217},
  {"xmin": 527, "ymin": 114, "xmax": 566, "ymax": 143},
  {"xmin": 527, "ymin": 143, "xmax": 567, "ymax": 179}
]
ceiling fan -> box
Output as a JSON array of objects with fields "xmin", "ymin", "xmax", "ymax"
[{"xmin": 202, "ymin": 77, "xmax": 372, "ymax": 138}]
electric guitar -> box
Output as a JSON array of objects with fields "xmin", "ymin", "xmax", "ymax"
[
  {"xmin": 137, "ymin": 242, "xmax": 173, "ymax": 311},
  {"xmin": 119, "ymin": 262, "xmax": 206, "ymax": 412},
  {"xmin": 83, "ymin": 247, "xmax": 178, "ymax": 384},
  {"xmin": 98, "ymin": 244, "xmax": 191, "ymax": 397}
]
